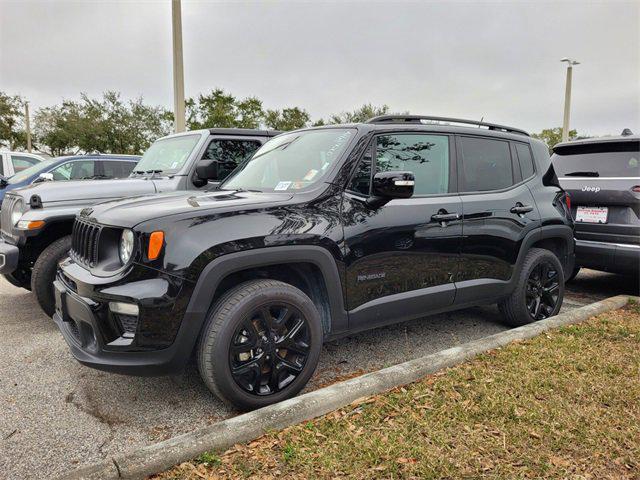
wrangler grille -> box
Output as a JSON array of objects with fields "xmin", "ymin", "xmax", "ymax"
[{"xmin": 71, "ymin": 218, "xmax": 102, "ymax": 267}]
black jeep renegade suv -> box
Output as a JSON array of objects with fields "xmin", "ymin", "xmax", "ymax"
[{"xmin": 53, "ymin": 116, "xmax": 574, "ymax": 410}]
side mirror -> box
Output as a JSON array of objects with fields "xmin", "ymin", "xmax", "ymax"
[
  {"xmin": 34, "ymin": 172, "xmax": 54, "ymax": 183},
  {"xmin": 372, "ymin": 171, "xmax": 415, "ymax": 199},
  {"xmin": 195, "ymin": 159, "xmax": 220, "ymax": 181},
  {"xmin": 0, "ymin": 175, "xmax": 8, "ymax": 187}
]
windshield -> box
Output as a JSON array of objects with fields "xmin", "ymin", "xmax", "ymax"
[
  {"xmin": 8, "ymin": 159, "xmax": 58, "ymax": 184},
  {"xmin": 553, "ymin": 141, "xmax": 640, "ymax": 178},
  {"xmin": 134, "ymin": 134, "xmax": 201, "ymax": 175},
  {"xmin": 221, "ymin": 129, "xmax": 355, "ymax": 192}
]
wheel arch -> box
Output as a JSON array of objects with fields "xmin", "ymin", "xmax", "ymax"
[
  {"xmin": 184, "ymin": 246, "xmax": 347, "ymax": 338},
  {"xmin": 521, "ymin": 225, "xmax": 575, "ymax": 279}
]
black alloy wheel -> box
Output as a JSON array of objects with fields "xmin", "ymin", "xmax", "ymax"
[
  {"xmin": 229, "ymin": 303, "xmax": 311, "ymax": 396},
  {"xmin": 525, "ymin": 261, "xmax": 561, "ymax": 320}
]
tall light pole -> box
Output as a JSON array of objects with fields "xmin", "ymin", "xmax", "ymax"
[
  {"xmin": 172, "ymin": 0, "xmax": 186, "ymax": 133},
  {"xmin": 24, "ymin": 102, "xmax": 32, "ymax": 153},
  {"xmin": 560, "ymin": 58, "xmax": 580, "ymax": 142}
]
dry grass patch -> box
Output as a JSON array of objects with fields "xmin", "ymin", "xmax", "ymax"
[{"xmin": 154, "ymin": 303, "xmax": 640, "ymax": 479}]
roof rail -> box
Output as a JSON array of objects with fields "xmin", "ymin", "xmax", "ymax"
[{"xmin": 366, "ymin": 115, "xmax": 529, "ymax": 137}]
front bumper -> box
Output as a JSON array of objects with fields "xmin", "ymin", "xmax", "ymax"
[
  {"xmin": 575, "ymin": 239, "xmax": 640, "ymax": 274},
  {"xmin": 0, "ymin": 238, "xmax": 19, "ymax": 274},
  {"xmin": 53, "ymin": 262, "xmax": 199, "ymax": 376}
]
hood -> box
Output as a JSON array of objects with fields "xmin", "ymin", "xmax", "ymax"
[
  {"xmin": 10, "ymin": 178, "xmax": 157, "ymax": 205},
  {"xmin": 86, "ymin": 190, "xmax": 295, "ymax": 228}
]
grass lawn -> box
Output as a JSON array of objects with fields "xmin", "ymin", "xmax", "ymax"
[{"xmin": 155, "ymin": 302, "xmax": 640, "ymax": 479}]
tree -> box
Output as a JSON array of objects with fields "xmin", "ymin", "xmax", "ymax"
[
  {"xmin": 187, "ymin": 88, "xmax": 264, "ymax": 129},
  {"xmin": 324, "ymin": 104, "xmax": 391, "ymax": 124},
  {"xmin": 0, "ymin": 92, "xmax": 27, "ymax": 150},
  {"xmin": 34, "ymin": 92, "xmax": 172, "ymax": 156},
  {"xmin": 531, "ymin": 127, "xmax": 580, "ymax": 152},
  {"xmin": 264, "ymin": 107, "xmax": 310, "ymax": 130}
]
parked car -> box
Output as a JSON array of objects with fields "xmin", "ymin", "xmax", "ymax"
[
  {"xmin": 0, "ymin": 129, "xmax": 279, "ymax": 316},
  {"xmin": 0, "ymin": 150, "xmax": 46, "ymax": 177},
  {"xmin": 0, "ymin": 154, "xmax": 139, "ymax": 208},
  {"xmin": 52, "ymin": 116, "xmax": 574, "ymax": 410},
  {"xmin": 552, "ymin": 130, "xmax": 639, "ymax": 279}
]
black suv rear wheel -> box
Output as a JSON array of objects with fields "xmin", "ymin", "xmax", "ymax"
[
  {"xmin": 197, "ymin": 279, "xmax": 322, "ymax": 410},
  {"xmin": 498, "ymin": 248, "xmax": 565, "ymax": 327}
]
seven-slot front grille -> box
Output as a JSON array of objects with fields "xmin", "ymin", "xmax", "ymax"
[{"xmin": 71, "ymin": 218, "xmax": 103, "ymax": 267}]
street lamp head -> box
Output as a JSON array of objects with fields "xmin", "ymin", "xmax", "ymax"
[{"xmin": 560, "ymin": 58, "xmax": 580, "ymax": 66}]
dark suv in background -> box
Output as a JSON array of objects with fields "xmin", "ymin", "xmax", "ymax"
[
  {"xmin": 53, "ymin": 116, "xmax": 574, "ymax": 410},
  {"xmin": 552, "ymin": 131, "xmax": 639, "ymax": 279}
]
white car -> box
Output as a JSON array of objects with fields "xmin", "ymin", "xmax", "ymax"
[{"xmin": 0, "ymin": 151, "xmax": 46, "ymax": 177}]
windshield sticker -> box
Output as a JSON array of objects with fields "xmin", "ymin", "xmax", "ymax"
[
  {"xmin": 303, "ymin": 169, "xmax": 318, "ymax": 181},
  {"xmin": 292, "ymin": 181, "xmax": 311, "ymax": 190},
  {"xmin": 274, "ymin": 181, "xmax": 292, "ymax": 191},
  {"xmin": 171, "ymin": 161, "xmax": 179, "ymax": 169}
]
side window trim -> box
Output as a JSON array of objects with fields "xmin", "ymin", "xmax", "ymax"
[{"xmin": 346, "ymin": 131, "xmax": 456, "ymax": 198}]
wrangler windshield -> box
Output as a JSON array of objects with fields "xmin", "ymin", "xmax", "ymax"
[
  {"xmin": 221, "ymin": 129, "xmax": 354, "ymax": 192},
  {"xmin": 134, "ymin": 134, "xmax": 201, "ymax": 175}
]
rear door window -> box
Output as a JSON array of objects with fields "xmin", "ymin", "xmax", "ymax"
[
  {"xmin": 553, "ymin": 141, "xmax": 640, "ymax": 178},
  {"xmin": 11, "ymin": 155, "xmax": 39, "ymax": 173},
  {"xmin": 459, "ymin": 136, "xmax": 514, "ymax": 191}
]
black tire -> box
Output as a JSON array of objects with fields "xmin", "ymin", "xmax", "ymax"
[
  {"xmin": 498, "ymin": 248, "xmax": 565, "ymax": 327},
  {"xmin": 197, "ymin": 279, "xmax": 323, "ymax": 411},
  {"xmin": 31, "ymin": 235, "xmax": 72, "ymax": 317},
  {"xmin": 565, "ymin": 266, "xmax": 581, "ymax": 283},
  {"xmin": 2, "ymin": 273, "xmax": 29, "ymax": 290}
]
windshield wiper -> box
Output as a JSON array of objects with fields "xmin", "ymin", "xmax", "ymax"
[{"xmin": 564, "ymin": 171, "xmax": 600, "ymax": 177}]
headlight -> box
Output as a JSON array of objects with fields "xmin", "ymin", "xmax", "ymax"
[
  {"xmin": 119, "ymin": 229, "xmax": 135, "ymax": 264},
  {"xmin": 11, "ymin": 199, "xmax": 24, "ymax": 226}
]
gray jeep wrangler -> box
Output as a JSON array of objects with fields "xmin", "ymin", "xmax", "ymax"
[{"xmin": 0, "ymin": 128, "xmax": 279, "ymax": 315}]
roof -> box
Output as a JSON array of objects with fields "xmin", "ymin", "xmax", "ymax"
[
  {"xmin": 54, "ymin": 154, "xmax": 141, "ymax": 161},
  {"xmin": 207, "ymin": 128, "xmax": 282, "ymax": 137},
  {"xmin": 553, "ymin": 134, "xmax": 639, "ymax": 152}
]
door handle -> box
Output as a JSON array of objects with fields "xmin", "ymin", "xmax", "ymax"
[
  {"xmin": 431, "ymin": 212, "xmax": 460, "ymax": 224},
  {"xmin": 510, "ymin": 204, "xmax": 533, "ymax": 215}
]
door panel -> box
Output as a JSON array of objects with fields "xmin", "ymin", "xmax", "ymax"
[
  {"xmin": 454, "ymin": 135, "xmax": 541, "ymax": 304},
  {"xmin": 343, "ymin": 193, "xmax": 462, "ymax": 329}
]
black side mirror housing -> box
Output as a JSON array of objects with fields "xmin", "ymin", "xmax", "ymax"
[
  {"xmin": 372, "ymin": 171, "xmax": 415, "ymax": 198},
  {"xmin": 195, "ymin": 159, "xmax": 220, "ymax": 182}
]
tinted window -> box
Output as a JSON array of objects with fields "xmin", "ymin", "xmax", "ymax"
[
  {"xmin": 203, "ymin": 139, "xmax": 262, "ymax": 180},
  {"xmin": 375, "ymin": 134, "xmax": 450, "ymax": 196},
  {"xmin": 11, "ymin": 155, "xmax": 39, "ymax": 172},
  {"xmin": 552, "ymin": 141, "xmax": 640, "ymax": 178},
  {"xmin": 100, "ymin": 160, "xmax": 136, "ymax": 179},
  {"xmin": 515, "ymin": 143, "xmax": 535, "ymax": 179},
  {"xmin": 50, "ymin": 161, "xmax": 95, "ymax": 180},
  {"xmin": 460, "ymin": 137, "xmax": 513, "ymax": 191}
]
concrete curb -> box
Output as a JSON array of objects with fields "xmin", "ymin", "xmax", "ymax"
[{"xmin": 58, "ymin": 294, "xmax": 634, "ymax": 480}]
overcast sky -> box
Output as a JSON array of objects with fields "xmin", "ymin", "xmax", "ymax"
[{"xmin": 1, "ymin": 0, "xmax": 638, "ymax": 136}]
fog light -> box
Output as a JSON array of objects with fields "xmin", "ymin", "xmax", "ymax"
[{"xmin": 109, "ymin": 302, "xmax": 139, "ymax": 316}]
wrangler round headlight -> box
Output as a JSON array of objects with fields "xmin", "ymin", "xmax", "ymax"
[
  {"xmin": 119, "ymin": 229, "xmax": 135, "ymax": 265},
  {"xmin": 11, "ymin": 199, "xmax": 24, "ymax": 226}
]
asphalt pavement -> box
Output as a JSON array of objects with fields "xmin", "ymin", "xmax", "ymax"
[{"xmin": 0, "ymin": 269, "xmax": 637, "ymax": 479}]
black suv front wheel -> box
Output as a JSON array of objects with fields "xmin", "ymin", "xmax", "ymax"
[
  {"xmin": 197, "ymin": 279, "xmax": 323, "ymax": 410},
  {"xmin": 498, "ymin": 248, "xmax": 565, "ymax": 327}
]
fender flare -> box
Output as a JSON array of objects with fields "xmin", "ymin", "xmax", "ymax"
[
  {"xmin": 184, "ymin": 245, "xmax": 348, "ymax": 334},
  {"xmin": 512, "ymin": 224, "xmax": 575, "ymax": 285}
]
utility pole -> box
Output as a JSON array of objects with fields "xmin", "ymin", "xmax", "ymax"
[
  {"xmin": 560, "ymin": 58, "xmax": 580, "ymax": 142},
  {"xmin": 172, "ymin": 0, "xmax": 186, "ymax": 133},
  {"xmin": 24, "ymin": 102, "xmax": 32, "ymax": 152}
]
